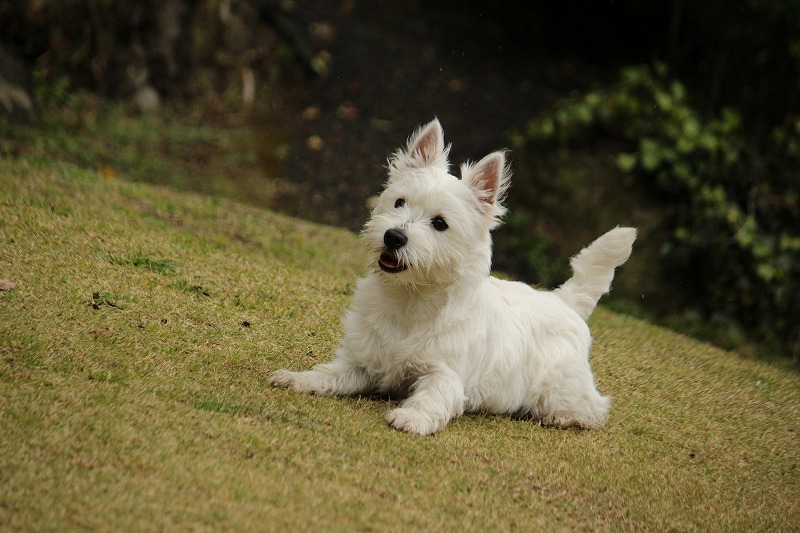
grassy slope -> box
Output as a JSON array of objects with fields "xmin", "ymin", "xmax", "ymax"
[{"xmin": 1, "ymin": 159, "xmax": 798, "ymax": 531}]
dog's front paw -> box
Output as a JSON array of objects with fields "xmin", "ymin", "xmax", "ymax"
[
  {"xmin": 386, "ymin": 407, "xmax": 443, "ymax": 436},
  {"xmin": 268, "ymin": 369, "xmax": 305, "ymax": 391}
]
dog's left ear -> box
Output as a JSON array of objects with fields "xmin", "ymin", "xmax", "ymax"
[
  {"xmin": 389, "ymin": 118, "xmax": 450, "ymax": 174},
  {"xmin": 462, "ymin": 151, "xmax": 510, "ymax": 209}
]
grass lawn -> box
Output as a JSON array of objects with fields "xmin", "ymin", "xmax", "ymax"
[{"xmin": 1, "ymin": 156, "xmax": 798, "ymax": 530}]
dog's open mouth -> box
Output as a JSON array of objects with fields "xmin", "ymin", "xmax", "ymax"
[{"xmin": 378, "ymin": 250, "xmax": 408, "ymax": 273}]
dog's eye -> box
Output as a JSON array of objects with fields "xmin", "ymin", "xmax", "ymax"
[
  {"xmin": 394, "ymin": 198, "xmax": 405, "ymax": 208},
  {"xmin": 431, "ymin": 216, "xmax": 448, "ymax": 232}
]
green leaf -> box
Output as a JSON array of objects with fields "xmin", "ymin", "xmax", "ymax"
[
  {"xmin": 756, "ymin": 263, "xmax": 776, "ymax": 282},
  {"xmin": 617, "ymin": 153, "xmax": 638, "ymax": 173},
  {"xmin": 640, "ymin": 138, "xmax": 662, "ymax": 171}
]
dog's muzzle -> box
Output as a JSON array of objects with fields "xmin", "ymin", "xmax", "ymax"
[{"xmin": 379, "ymin": 228, "xmax": 408, "ymax": 273}]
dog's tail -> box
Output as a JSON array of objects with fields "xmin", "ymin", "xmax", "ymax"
[{"xmin": 555, "ymin": 227, "xmax": 637, "ymax": 321}]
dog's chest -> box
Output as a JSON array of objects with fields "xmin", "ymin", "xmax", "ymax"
[
  {"xmin": 353, "ymin": 290, "xmax": 474, "ymax": 371},
  {"xmin": 368, "ymin": 301, "xmax": 447, "ymax": 353}
]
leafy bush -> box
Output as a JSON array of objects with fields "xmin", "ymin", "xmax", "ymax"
[
  {"xmin": 514, "ymin": 64, "xmax": 800, "ymax": 360},
  {"xmin": 0, "ymin": 0, "xmax": 296, "ymax": 103}
]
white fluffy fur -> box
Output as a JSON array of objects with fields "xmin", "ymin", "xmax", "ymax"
[{"xmin": 269, "ymin": 118, "xmax": 636, "ymax": 435}]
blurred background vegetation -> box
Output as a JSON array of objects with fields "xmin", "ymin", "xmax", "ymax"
[{"xmin": 1, "ymin": 0, "xmax": 798, "ymax": 363}]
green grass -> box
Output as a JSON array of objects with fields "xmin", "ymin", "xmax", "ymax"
[
  {"xmin": 0, "ymin": 94, "xmax": 279, "ymax": 208},
  {"xmin": 108, "ymin": 250, "xmax": 178, "ymax": 275},
  {"xmin": 1, "ymin": 157, "xmax": 798, "ymax": 531}
]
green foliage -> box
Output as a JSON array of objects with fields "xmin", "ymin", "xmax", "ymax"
[
  {"xmin": 2, "ymin": 1, "xmax": 145, "ymax": 95},
  {"xmin": 517, "ymin": 64, "xmax": 800, "ymax": 360},
  {"xmin": 0, "ymin": 0, "xmax": 298, "ymax": 103}
]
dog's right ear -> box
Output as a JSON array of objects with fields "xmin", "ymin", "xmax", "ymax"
[
  {"xmin": 461, "ymin": 151, "xmax": 510, "ymax": 227},
  {"xmin": 388, "ymin": 118, "xmax": 450, "ymax": 174}
]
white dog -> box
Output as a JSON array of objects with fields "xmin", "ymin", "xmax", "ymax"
[{"xmin": 269, "ymin": 119, "xmax": 636, "ymax": 435}]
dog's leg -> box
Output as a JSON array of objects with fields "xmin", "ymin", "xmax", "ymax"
[
  {"xmin": 269, "ymin": 359, "xmax": 372, "ymax": 396},
  {"xmin": 385, "ymin": 363, "xmax": 465, "ymax": 435}
]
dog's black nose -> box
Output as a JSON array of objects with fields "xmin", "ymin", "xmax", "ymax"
[{"xmin": 384, "ymin": 228, "xmax": 408, "ymax": 250}]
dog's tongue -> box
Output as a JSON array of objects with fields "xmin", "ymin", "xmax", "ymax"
[{"xmin": 380, "ymin": 251, "xmax": 401, "ymax": 269}]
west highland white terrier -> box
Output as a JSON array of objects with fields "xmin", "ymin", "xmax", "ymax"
[{"xmin": 269, "ymin": 118, "xmax": 636, "ymax": 435}]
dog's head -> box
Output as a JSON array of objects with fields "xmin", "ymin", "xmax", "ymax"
[{"xmin": 363, "ymin": 119, "xmax": 510, "ymax": 288}]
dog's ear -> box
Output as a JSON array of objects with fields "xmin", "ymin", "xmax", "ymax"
[
  {"xmin": 462, "ymin": 151, "xmax": 509, "ymax": 207},
  {"xmin": 407, "ymin": 119, "xmax": 446, "ymax": 165},
  {"xmin": 389, "ymin": 118, "xmax": 450, "ymax": 174}
]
